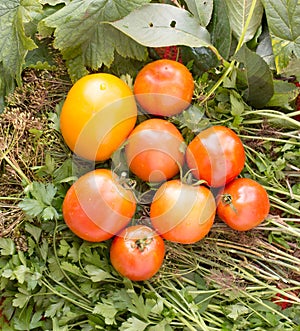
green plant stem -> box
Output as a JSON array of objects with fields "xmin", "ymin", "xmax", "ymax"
[{"xmin": 0, "ymin": 153, "xmax": 31, "ymax": 185}]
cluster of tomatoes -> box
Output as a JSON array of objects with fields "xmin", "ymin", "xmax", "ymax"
[{"xmin": 60, "ymin": 59, "xmax": 270, "ymax": 281}]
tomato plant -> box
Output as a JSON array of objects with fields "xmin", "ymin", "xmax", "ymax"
[
  {"xmin": 110, "ymin": 225, "xmax": 165, "ymax": 281},
  {"xmin": 216, "ymin": 178, "xmax": 270, "ymax": 231},
  {"xmin": 150, "ymin": 179, "xmax": 216, "ymax": 244},
  {"xmin": 185, "ymin": 125, "xmax": 246, "ymax": 187},
  {"xmin": 62, "ymin": 169, "xmax": 136, "ymax": 242},
  {"xmin": 60, "ymin": 73, "xmax": 137, "ymax": 161},
  {"xmin": 133, "ymin": 59, "xmax": 194, "ymax": 116},
  {"xmin": 125, "ymin": 118, "xmax": 185, "ymax": 182}
]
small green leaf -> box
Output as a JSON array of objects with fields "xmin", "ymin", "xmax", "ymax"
[
  {"xmin": 18, "ymin": 198, "xmax": 44, "ymax": 217},
  {"xmin": 233, "ymin": 44, "xmax": 274, "ymax": 108},
  {"xmin": 226, "ymin": 304, "xmax": 250, "ymax": 320},
  {"xmin": 185, "ymin": 0, "xmax": 213, "ymax": 27},
  {"xmin": 120, "ymin": 317, "xmax": 149, "ymax": 331},
  {"xmin": 25, "ymin": 223, "xmax": 42, "ymax": 243},
  {"xmin": 12, "ymin": 288, "xmax": 31, "ymax": 308},
  {"xmin": 0, "ymin": 237, "xmax": 15, "ymax": 255},
  {"xmin": 111, "ymin": 3, "xmax": 211, "ymax": 48},
  {"xmin": 85, "ymin": 264, "xmax": 113, "ymax": 282},
  {"xmin": 93, "ymin": 302, "xmax": 118, "ymax": 325},
  {"xmin": 42, "ymin": 206, "xmax": 59, "ymax": 220}
]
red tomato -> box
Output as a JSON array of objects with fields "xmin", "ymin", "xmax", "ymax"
[
  {"xmin": 62, "ymin": 169, "xmax": 136, "ymax": 242},
  {"xmin": 110, "ymin": 225, "xmax": 165, "ymax": 281},
  {"xmin": 150, "ymin": 180, "xmax": 216, "ymax": 244},
  {"xmin": 125, "ymin": 118, "xmax": 185, "ymax": 182},
  {"xmin": 216, "ymin": 178, "xmax": 270, "ymax": 231},
  {"xmin": 133, "ymin": 59, "xmax": 194, "ymax": 116},
  {"xmin": 60, "ymin": 73, "xmax": 137, "ymax": 161},
  {"xmin": 185, "ymin": 125, "xmax": 245, "ymax": 187}
]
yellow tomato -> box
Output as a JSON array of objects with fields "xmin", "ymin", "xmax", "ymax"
[{"xmin": 60, "ymin": 73, "xmax": 137, "ymax": 161}]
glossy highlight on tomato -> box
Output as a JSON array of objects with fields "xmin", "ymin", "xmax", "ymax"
[
  {"xmin": 185, "ymin": 125, "xmax": 246, "ymax": 187},
  {"xmin": 60, "ymin": 73, "xmax": 137, "ymax": 161},
  {"xmin": 110, "ymin": 225, "xmax": 165, "ymax": 281},
  {"xmin": 62, "ymin": 169, "xmax": 136, "ymax": 242},
  {"xmin": 125, "ymin": 118, "xmax": 185, "ymax": 182},
  {"xmin": 217, "ymin": 177, "xmax": 270, "ymax": 231},
  {"xmin": 150, "ymin": 180, "xmax": 216, "ymax": 244},
  {"xmin": 133, "ymin": 59, "xmax": 194, "ymax": 116}
]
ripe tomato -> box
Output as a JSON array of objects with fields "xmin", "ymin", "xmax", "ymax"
[
  {"xmin": 125, "ymin": 118, "xmax": 185, "ymax": 182},
  {"xmin": 60, "ymin": 73, "xmax": 137, "ymax": 161},
  {"xmin": 216, "ymin": 177, "xmax": 270, "ymax": 231},
  {"xmin": 62, "ymin": 169, "xmax": 136, "ymax": 242},
  {"xmin": 185, "ymin": 125, "xmax": 245, "ymax": 187},
  {"xmin": 110, "ymin": 225, "xmax": 165, "ymax": 281},
  {"xmin": 133, "ymin": 59, "xmax": 194, "ymax": 116},
  {"xmin": 150, "ymin": 180, "xmax": 216, "ymax": 244}
]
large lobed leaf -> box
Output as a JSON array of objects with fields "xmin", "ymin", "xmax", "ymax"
[
  {"xmin": 262, "ymin": 0, "xmax": 300, "ymax": 72},
  {"xmin": 40, "ymin": 0, "xmax": 150, "ymax": 82},
  {"xmin": 0, "ymin": 0, "xmax": 41, "ymax": 111}
]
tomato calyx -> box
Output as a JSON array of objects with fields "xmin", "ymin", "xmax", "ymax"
[
  {"xmin": 221, "ymin": 193, "xmax": 237, "ymax": 213},
  {"xmin": 132, "ymin": 236, "xmax": 154, "ymax": 252}
]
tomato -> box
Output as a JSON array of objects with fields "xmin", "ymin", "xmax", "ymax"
[
  {"xmin": 125, "ymin": 118, "xmax": 185, "ymax": 182},
  {"xmin": 110, "ymin": 225, "xmax": 165, "ymax": 281},
  {"xmin": 133, "ymin": 59, "xmax": 194, "ymax": 116},
  {"xmin": 185, "ymin": 125, "xmax": 245, "ymax": 187},
  {"xmin": 150, "ymin": 180, "xmax": 216, "ymax": 244},
  {"xmin": 216, "ymin": 177, "xmax": 270, "ymax": 231},
  {"xmin": 62, "ymin": 169, "xmax": 136, "ymax": 242},
  {"xmin": 60, "ymin": 73, "xmax": 137, "ymax": 161}
]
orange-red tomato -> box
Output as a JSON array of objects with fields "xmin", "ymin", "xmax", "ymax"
[
  {"xmin": 125, "ymin": 118, "xmax": 185, "ymax": 182},
  {"xmin": 217, "ymin": 177, "xmax": 270, "ymax": 231},
  {"xmin": 60, "ymin": 73, "xmax": 137, "ymax": 161},
  {"xmin": 150, "ymin": 180, "xmax": 216, "ymax": 244},
  {"xmin": 185, "ymin": 125, "xmax": 245, "ymax": 187},
  {"xmin": 133, "ymin": 59, "xmax": 194, "ymax": 116},
  {"xmin": 110, "ymin": 225, "xmax": 165, "ymax": 281},
  {"xmin": 62, "ymin": 169, "xmax": 136, "ymax": 242}
]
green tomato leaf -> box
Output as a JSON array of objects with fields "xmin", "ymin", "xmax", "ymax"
[
  {"xmin": 233, "ymin": 44, "xmax": 274, "ymax": 108},
  {"xmin": 208, "ymin": 0, "xmax": 232, "ymax": 59},
  {"xmin": 0, "ymin": 0, "xmax": 41, "ymax": 83},
  {"xmin": 40, "ymin": 0, "xmax": 150, "ymax": 82},
  {"xmin": 185, "ymin": 0, "xmax": 213, "ymax": 27},
  {"xmin": 110, "ymin": 3, "xmax": 211, "ymax": 48},
  {"xmin": 262, "ymin": 0, "xmax": 300, "ymax": 72},
  {"xmin": 265, "ymin": 80, "xmax": 298, "ymax": 110},
  {"xmin": 224, "ymin": 0, "xmax": 264, "ymax": 43}
]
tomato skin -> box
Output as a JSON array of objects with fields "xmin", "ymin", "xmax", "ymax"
[
  {"xmin": 217, "ymin": 178, "xmax": 270, "ymax": 231},
  {"xmin": 62, "ymin": 169, "xmax": 136, "ymax": 242},
  {"xmin": 185, "ymin": 125, "xmax": 245, "ymax": 188},
  {"xmin": 60, "ymin": 73, "xmax": 137, "ymax": 161},
  {"xmin": 133, "ymin": 59, "xmax": 194, "ymax": 116},
  {"xmin": 125, "ymin": 118, "xmax": 185, "ymax": 182},
  {"xmin": 150, "ymin": 180, "xmax": 216, "ymax": 244},
  {"xmin": 110, "ymin": 225, "xmax": 165, "ymax": 281}
]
